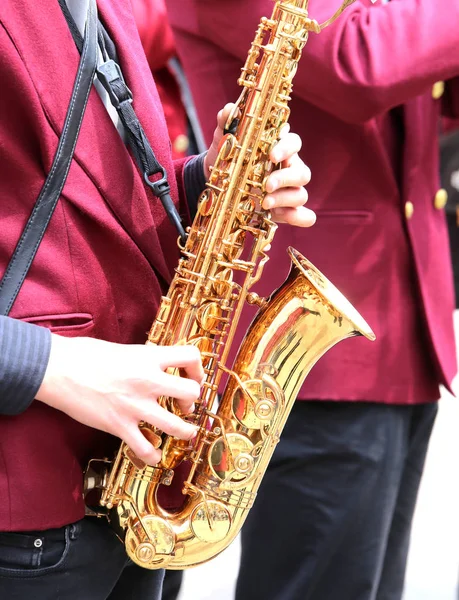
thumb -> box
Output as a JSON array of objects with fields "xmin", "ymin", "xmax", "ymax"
[{"xmin": 204, "ymin": 103, "xmax": 237, "ymax": 176}]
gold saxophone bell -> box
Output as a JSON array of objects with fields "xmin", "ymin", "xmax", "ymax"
[{"xmin": 232, "ymin": 246, "xmax": 376, "ymax": 411}]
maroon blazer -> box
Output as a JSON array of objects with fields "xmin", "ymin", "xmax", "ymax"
[
  {"xmin": 167, "ymin": 0, "xmax": 458, "ymax": 405},
  {"xmin": 0, "ymin": 0, "xmax": 192, "ymax": 530}
]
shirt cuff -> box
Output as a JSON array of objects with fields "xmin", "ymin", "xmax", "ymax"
[
  {"xmin": 184, "ymin": 152, "xmax": 207, "ymax": 219},
  {"xmin": 0, "ymin": 316, "xmax": 51, "ymax": 415}
]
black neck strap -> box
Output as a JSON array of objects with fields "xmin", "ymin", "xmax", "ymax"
[
  {"xmin": 0, "ymin": 0, "xmax": 99, "ymax": 316},
  {"xmin": 57, "ymin": 0, "xmax": 187, "ymax": 244}
]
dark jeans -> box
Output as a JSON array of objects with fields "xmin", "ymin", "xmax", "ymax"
[
  {"xmin": 162, "ymin": 569, "xmax": 183, "ymax": 600},
  {"xmin": 0, "ymin": 517, "xmax": 164, "ymax": 599},
  {"xmin": 236, "ymin": 400, "xmax": 438, "ymax": 600}
]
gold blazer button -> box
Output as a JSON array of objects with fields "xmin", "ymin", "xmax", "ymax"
[
  {"xmin": 173, "ymin": 134, "xmax": 190, "ymax": 154},
  {"xmin": 434, "ymin": 188, "xmax": 448, "ymax": 210},
  {"xmin": 404, "ymin": 201, "xmax": 414, "ymax": 220},
  {"xmin": 432, "ymin": 81, "xmax": 445, "ymax": 100}
]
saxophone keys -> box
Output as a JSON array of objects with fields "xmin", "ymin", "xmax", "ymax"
[
  {"xmin": 217, "ymin": 133, "xmax": 238, "ymax": 161},
  {"xmin": 223, "ymin": 105, "xmax": 241, "ymax": 135},
  {"xmin": 212, "ymin": 267, "xmax": 233, "ymax": 296},
  {"xmin": 209, "ymin": 433, "xmax": 255, "ymax": 483},
  {"xmin": 246, "ymin": 292, "xmax": 267, "ymax": 308},
  {"xmin": 197, "ymin": 188, "xmax": 216, "ymax": 217},
  {"xmin": 147, "ymin": 322, "xmax": 163, "ymax": 345},
  {"xmin": 254, "ymin": 399, "xmax": 276, "ymax": 420},
  {"xmin": 140, "ymin": 426, "xmax": 162, "ymax": 449},
  {"xmin": 123, "ymin": 426, "xmax": 161, "ymax": 468},
  {"xmin": 136, "ymin": 543, "xmax": 156, "ymax": 564},
  {"xmin": 188, "ymin": 336, "xmax": 213, "ymax": 367},
  {"xmin": 124, "ymin": 447, "xmax": 146, "ymax": 471},
  {"xmin": 231, "ymin": 377, "xmax": 280, "ymax": 430},
  {"xmin": 196, "ymin": 302, "xmax": 223, "ymax": 331},
  {"xmin": 234, "ymin": 453, "xmax": 254, "ymax": 474},
  {"xmin": 160, "ymin": 469, "xmax": 175, "ymax": 486},
  {"xmin": 222, "ymin": 229, "xmax": 246, "ymax": 261}
]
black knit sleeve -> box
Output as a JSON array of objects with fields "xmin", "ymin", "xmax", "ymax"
[{"xmin": 0, "ymin": 316, "xmax": 51, "ymax": 415}]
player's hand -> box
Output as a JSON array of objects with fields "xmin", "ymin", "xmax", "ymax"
[
  {"xmin": 36, "ymin": 335, "xmax": 204, "ymax": 466},
  {"xmin": 205, "ymin": 104, "xmax": 315, "ymax": 228}
]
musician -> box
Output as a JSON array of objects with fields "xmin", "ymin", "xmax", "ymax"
[
  {"xmin": 0, "ymin": 0, "xmax": 314, "ymax": 598},
  {"xmin": 165, "ymin": 0, "xmax": 459, "ymax": 598}
]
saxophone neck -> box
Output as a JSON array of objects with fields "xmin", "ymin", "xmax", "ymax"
[
  {"xmin": 316, "ymin": 1, "xmax": 358, "ymax": 31},
  {"xmin": 277, "ymin": 0, "xmax": 358, "ymax": 32}
]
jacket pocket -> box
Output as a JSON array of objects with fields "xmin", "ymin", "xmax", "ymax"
[
  {"xmin": 0, "ymin": 523, "xmax": 72, "ymax": 576},
  {"xmin": 22, "ymin": 313, "xmax": 94, "ymax": 337},
  {"xmin": 314, "ymin": 210, "xmax": 374, "ymax": 225}
]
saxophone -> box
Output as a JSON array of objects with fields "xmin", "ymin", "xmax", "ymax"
[{"xmin": 84, "ymin": 0, "xmax": 374, "ymax": 569}]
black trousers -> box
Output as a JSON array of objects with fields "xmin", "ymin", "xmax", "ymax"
[
  {"xmin": 162, "ymin": 569, "xmax": 184, "ymax": 600},
  {"xmin": 0, "ymin": 517, "xmax": 164, "ymax": 599},
  {"xmin": 236, "ymin": 400, "xmax": 438, "ymax": 600}
]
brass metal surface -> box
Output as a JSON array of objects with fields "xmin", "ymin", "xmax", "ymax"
[{"xmin": 85, "ymin": 0, "xmax": 374, "ymax": 570}]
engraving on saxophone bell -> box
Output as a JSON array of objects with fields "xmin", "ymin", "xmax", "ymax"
[
  {"xmin": 84, "ymin": 0, "xmax": 373, "ymax": 570},
  {"xmin": 125, "ymin": 516, "xmax": 175, "ymax": 568},
  {"xmin": 190, "ymin": 502, "xmax": 231, "ymax": 544}
]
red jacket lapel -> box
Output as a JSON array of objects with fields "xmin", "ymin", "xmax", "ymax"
[{"xmin": 1, "ymin": 0, "xmax": 173, "ymax": 285}]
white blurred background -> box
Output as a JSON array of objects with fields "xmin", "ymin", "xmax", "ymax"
[{"xmin": 177, "ymin": 311, "xmax": 459, "ymax": 600}]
